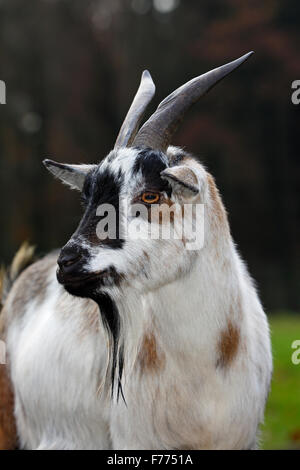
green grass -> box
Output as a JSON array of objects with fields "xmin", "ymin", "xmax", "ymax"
[{"xmin": 261, "ymin": 313, "xmax": 300, "ymax": 449}]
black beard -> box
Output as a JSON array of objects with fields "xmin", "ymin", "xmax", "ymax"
[{"xmin": 93, "ymin": 292, "xmax": 125, "ymax": 403}]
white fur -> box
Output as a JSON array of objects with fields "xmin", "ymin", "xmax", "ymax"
[{"xmin": 6, "ymin": 268, "xmax": 111, "ymax": 450}]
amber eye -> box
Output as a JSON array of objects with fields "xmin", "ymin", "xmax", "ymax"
[{"xmin": 141, "ymin": 192, "xmax": 160, "ymax": 204}]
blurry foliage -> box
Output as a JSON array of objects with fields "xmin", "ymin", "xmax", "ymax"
[
  {"xmin": 0, "ymin": 0, "xmax": 299, "ymax": 309},
  {"xmin": 262, "ymin": 314, "xmax": 300, "ymax": 449}
]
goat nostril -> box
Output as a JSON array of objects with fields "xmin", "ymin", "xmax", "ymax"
[
  {"xmin": 58, "ymin": 252, "xmax": 82, "ymax": 270},
  {"xmin": 64, "ymin": 256, "xmax": 80, "ymax": 267}
]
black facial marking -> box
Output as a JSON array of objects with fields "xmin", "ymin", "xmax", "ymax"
[
  {"xmin": 132, "ymin": 149, "xmax": 172, "ymax": 197},
  {"xmin": 77, "ymin": 167, "xmax": 124, "ymax": 249},
  {"xmin": 56, "ymin": 242, "xmax": 91, "ymax": 288},
  {"xmin": 58, "ymin": 264, "xmax": 123, "ymax": 297},
  {"xmin": 81, "ymin": 167, "xmax": 96, "ymax": 204}
]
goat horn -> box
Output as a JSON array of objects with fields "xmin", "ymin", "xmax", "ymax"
[
  {"xmin": 132, "ymin": 52, "xmax": 254, "ymax": 152},
  {"xmin": 114, "ymin": 70, "xmax": 156, "ymax": 149}
]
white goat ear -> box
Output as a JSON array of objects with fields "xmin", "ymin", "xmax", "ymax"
[
  {"xmin": 160, "ymin": 165, "xmax": 200, "ymax": 199},
  {"xmin": 43, "ymin": 159, "xmax": 96, "ymax": 191}
]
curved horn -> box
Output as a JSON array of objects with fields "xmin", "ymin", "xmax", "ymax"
[
  {"xmin": 114, "ymin": 70, "xmax": 156, "ymax": 149},
  {"xmin": 133, "ymin": 52, "xmax": 254, "ymax": 152}
]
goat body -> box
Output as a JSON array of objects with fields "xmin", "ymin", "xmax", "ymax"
[{"xmin": 1, "ymin": 55, "xmax": 272, "ymax": 449}]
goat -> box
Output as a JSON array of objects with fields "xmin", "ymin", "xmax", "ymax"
[{"xmin": 0, "ymin": 52, "xmax": 272, "ymax": 450}]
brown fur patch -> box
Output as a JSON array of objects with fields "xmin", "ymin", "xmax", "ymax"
[
  {"xmin": 217, "ymin": 320, "xmax": 240, "ymax": 369},
  {"xmin": 0, "ymin": 365, "xmax": 17, "ymax": 450},
  {"xmin": 138, "ymin": 331, "xmax": 165, "ymax": 373}
]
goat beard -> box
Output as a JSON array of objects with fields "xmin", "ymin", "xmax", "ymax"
[
  {"xmin": 93, "ymin": 292, "xmax": 126, "ymax": 403},
  {"xmin": 61, "ymin": 278, "xmax": 126, "ymax": 402}
]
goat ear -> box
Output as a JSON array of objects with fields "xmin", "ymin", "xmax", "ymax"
[
  {"xmin": 43, "ymin": 159, "xmax": 96, "ymax": 191},
  {"xmin": 160, "ymin": 165, "xmax": 200, "ymax": 199}
]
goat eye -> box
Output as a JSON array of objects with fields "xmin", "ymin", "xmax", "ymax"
[{"xmin": 141, "ymin": 192, "xmax": 160, "ymax": 204}]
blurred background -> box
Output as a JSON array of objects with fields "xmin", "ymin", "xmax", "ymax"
[{"xmin": 0, "ymin": 0, "xmax": 299, "ymax": 449}]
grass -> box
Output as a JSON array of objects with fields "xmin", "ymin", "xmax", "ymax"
[{"xmin": 261, "ymin": 313, "xmax": 300, "ymax": 449}]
